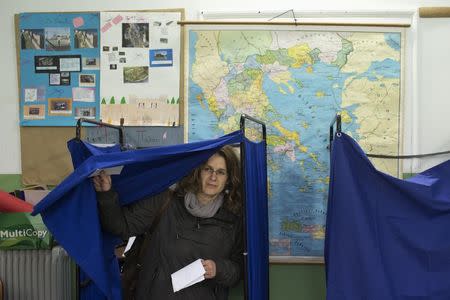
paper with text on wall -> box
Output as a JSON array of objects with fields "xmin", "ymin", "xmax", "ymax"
[
  {"xmin": 171, "ymin": 258, "xmax": 205, "ymax": 292},
  {"xmin": 88, "ymin": 165, "xmax": 124, "ymax": 177}
]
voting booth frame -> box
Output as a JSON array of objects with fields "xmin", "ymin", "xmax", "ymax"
[{"xmin": 74, "ymin": 114, "xmax": 270, "ymax": 300}]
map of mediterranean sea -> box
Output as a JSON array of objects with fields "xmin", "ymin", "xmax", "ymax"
[{"xmin": 187, "ymin": 30, "xmax": 402, "ymax": 257}]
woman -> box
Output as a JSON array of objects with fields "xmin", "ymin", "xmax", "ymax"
[{"xmin": 93, "ymin": 145, "xmax": 243, "ymax": 299}]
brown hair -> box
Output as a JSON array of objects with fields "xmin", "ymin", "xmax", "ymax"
[{"xmin": 175, "ymin": 145, "xmax": 243, "ymax": 215}]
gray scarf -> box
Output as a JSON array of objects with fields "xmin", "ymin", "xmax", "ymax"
[{"xmin": 184, "ymin": 192, "xmax": 224, "ymax": 218}]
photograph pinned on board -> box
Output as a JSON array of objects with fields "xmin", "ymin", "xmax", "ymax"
[
  {"xmin": 119, "ymin": 57, "xmax": 126, "ymax": 63},
  {"xmin": 61, "ymin": 72, "xmax": 71, "ymax": 85},
  {"xmin": 160, "ymin": 38, "xmax": 168, "ymax": 44},
  {"xmin": 59, "ymin": 55, "xmax": 81, "ymax": 72},
  {"xmin": 123, "ymin": 66, "xmax": 149, "ymax": 83},
  {"xmin": 48, "ymin": 98, "xmax": 72, "ymax": 115},
  {"xmin": 122, "ymin": 23, "xmax": 149, "ymax": 48},
  {"xmin": 24, "ymin": 88, "xmax": 37, "ymax": 102},
  {"xmin": 73, "ymin": 87, "xmax": 95, "ymax": 102},
  {"xmin": 75, "ymin": 107, "xmax": 96, "ymax": 119},
  {"xmin": 23, "ymin": 104, "xmax": 45, "ymax": 119},
  {"xmin": 110, "ymin": 64, "xmax": 117, "ymax": 70},
  {"xmin": 82, "ymin": 57, "xmax": 100, "ymax": 70},
  {"xmin": 74, "ymin": 29, "xmax": 98, "ymax": 48},
  {"xmin": 108, "ymin": 52, "xmax": 118, "ymax": 63},
  {"xmin": 49, "ymin": 73, "xmax": 61, "ymax": 86},
  {"xmin": 119, "ymin": 51, "xmax": 125, "ymax": 55},
  {"xmin": 149, "ymin": 49, "xmax": 173, "ymax": 67},
  {"xmin": 34, "ymin": 56, "xmax": 59, "ymax": 73},
  {"xmin": 24, "ymin": 87, "xmax": 45, "ymax": 102},
  {"xmin": 45, "ymin": 27, "xmax": 70, "ymax": 51},
  {"xmin": 103, "ymin": 46, "xmax": 110, "ymax": 51},
  {"xmin": 112, "ymin": 46, "xmax": 118, "ymax": 51},
  {"xmin": 21, "ymin": 29, "xmax": 45, "ymax": 50},
  {"xmin": 79, "ymin": 74, "xmax": 96, "ymax": 87}
]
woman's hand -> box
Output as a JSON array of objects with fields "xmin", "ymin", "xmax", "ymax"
[
  {"xmin": 202, "ymin": 259, "xmax": 216, "ymax": 279},
  {"xmin": 92, "ymin": 171, "xmax": 112, "ymax": 192}
]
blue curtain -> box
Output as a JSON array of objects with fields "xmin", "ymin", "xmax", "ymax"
[
  {"xmin": 67, "ymin": 140, "xmax": 122, "ymax": 300},
  {"xmin": 325, "ymin": 132, "xmax": 450, "ymax": 299},
  {"xmin": 244, "ymin": 139, "xmax": 269, "ymax": 300},
  {"xmin": 33, "ymin": 130, "xmax": 269, "ymax": 300}
]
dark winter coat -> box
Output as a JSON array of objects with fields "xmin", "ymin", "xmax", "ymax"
[{"xmin": 97, "ymin": 189, "xmax": 244, "ymax": 300}]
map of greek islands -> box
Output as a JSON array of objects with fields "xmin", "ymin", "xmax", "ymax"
[{"xmin": 187, "ymin": 30, "xmax": 402, "ymax": 257}]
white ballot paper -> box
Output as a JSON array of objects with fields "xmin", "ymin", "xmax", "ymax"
[
  {"xmin": 89, "ymin": 165, "xmax": 124, "ymax": 177},
  {"xmin": 171, "ymin": 258, "xmax": 205, "ymax": 293},
  {"xmin": 123, "ymin": 236, "xmax": 136, "ymax": 256}
]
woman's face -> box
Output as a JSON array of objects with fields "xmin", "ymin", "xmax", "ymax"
[{"xmin": 197, "ymin": 154, "xmax": 228, "ymax": 204}]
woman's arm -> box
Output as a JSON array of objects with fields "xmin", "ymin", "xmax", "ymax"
[{"xmin": 94, "ymin": 173, "xmax": 169, "ymax": 239}]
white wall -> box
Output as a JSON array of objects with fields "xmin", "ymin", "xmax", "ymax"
[
  {"xmin": 417, "ymin": 17, "xmax": 450, "ymax": 170},
  {"xmin": 1, "ymin": 0, "xmax": 449, "ymax": 174}
]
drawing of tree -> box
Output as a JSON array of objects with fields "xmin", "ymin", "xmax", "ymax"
[
  {"xmin": 110, "ymin": 96, "xmax": 115, "ymax": 104},
  {"xmin": 120, "ymin": 96, "xmax": 126, "ymax": 104},
  {"xmin": 101, "ymin": 97, "xmax": 106, "ymax": 104}
]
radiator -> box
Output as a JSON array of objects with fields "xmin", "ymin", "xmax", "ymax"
[{"xmin": 0, "ymin": 246, "xmax": 76, "ymax": 300}]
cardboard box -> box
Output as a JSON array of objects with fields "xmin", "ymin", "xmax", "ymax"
[{"xmin": 0, "ymin": 212, "xmax": 53, "ymax": 250}]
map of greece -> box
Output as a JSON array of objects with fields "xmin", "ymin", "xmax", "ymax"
[{"xmin": 187, "ymin": 29, "xmax": 402, "ymax": 256}]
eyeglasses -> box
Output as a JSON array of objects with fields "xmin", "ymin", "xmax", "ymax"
[{"xmin": 202, "ymin": 166, "xmax": 228, "ymax": 177}]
